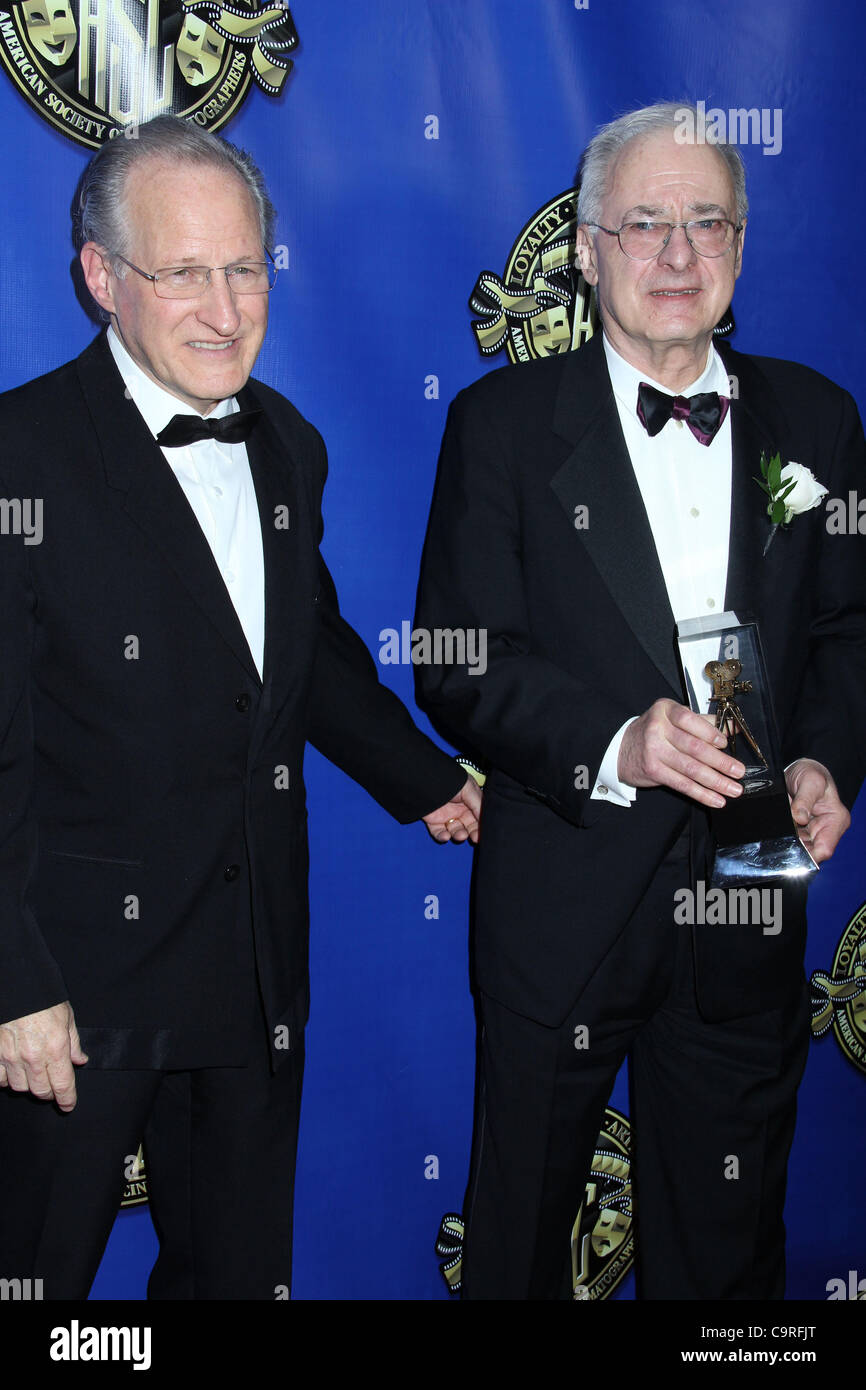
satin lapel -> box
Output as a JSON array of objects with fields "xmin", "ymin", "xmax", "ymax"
[
  {"xmin": 721, "ymin": 346, "xmax": 789, "ymax": 619},
  {"xmin": 238, "ymin": 380, "xmax": 305, "ymax": 705},
  {"xmin": 549, "ymin": 337, "xmax": 681, "ymax": 694},
  {"xmin": 77, "ymin": 333, "xmax": 260, "ymax": 684}
]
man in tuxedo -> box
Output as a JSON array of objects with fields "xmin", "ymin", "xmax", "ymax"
[
  {"xmin": 415, "ymin": 101, "xmax": 866, "ymax": 1299},
  {"xmin": 0, "ymin": 115, "xmax": 480, "ymax": 1300}
]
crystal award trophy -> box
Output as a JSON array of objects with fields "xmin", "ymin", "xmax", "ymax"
[{"xmin": 676, "ymin": 612, "xmax": 818, "ymax": 888}]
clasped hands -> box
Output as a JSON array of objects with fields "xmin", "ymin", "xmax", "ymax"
[{"xmin": 422, "ymin": 774, "xmax": 482, "ymax": 845}]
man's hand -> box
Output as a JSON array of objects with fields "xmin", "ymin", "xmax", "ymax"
[
  {"xmin": 786, "ymin": 758, "xmax": 850, "ymax": 864},
  {"xmin": 0, "ymin": 1002, "xmax": 88, "ymax": 1111},
  {"xmin": 422, "ymin": 775, "xmax": 482, "ymax": 844},
  {"xmin": 618, "ymin": 698, "xmax": 746, "ymax": 808}
]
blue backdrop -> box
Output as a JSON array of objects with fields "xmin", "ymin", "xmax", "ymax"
[{"xmin": 0, "ymin": 0, "xmax": 863, "ymax": 1301}]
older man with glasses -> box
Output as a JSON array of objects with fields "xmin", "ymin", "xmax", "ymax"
[
  {"xmin": 416, "ymin": 100, "xmax": 866, "ymax": 1299},
  {"xmin": 0, "ymin": 114, "xmax": 480, "ymax": 1300}
]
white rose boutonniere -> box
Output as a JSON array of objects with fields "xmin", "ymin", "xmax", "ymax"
[{"xmin": 756, "ymin": 451, "xmax": 828, "ymax": 555}]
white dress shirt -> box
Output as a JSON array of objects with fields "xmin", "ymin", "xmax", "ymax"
[
  {"xmin": 591, "ymin": 334, "xmax": 733, "ymax": 807},
  {"xmin": 107, "ymin": 328, "xmax": 265, "ymax": 679}
]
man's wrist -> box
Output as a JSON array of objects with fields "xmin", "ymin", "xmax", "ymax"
[
  {"xmin": 592, "ymin": 718, "xmax": 638, "ymax": 807},
  {"xmin": 456, "ymin": 756, "xmax": 486, "ymax": 788}
]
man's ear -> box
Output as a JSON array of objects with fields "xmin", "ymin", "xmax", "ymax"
[
  {"xmin": 732, "ymin": 220, "xmax": 746, "ymax": 279},
  {"xmin": 575, "ymin": 225, "xmax": 598, "ymax": 285},
  {"xmin": 80, "ymin": 243, "xmax": 118, "ymax": 316}
]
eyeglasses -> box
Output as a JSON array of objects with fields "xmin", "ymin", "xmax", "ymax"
[
  {"xmin": 586, "ymin": 218, "xmax": 743, "ymax": 260},
  {"xmin": 113, "ymin": 251, "xmax": 278, "ymax": 298}
]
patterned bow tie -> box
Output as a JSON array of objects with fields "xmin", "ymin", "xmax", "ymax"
[
  {"xmin": 156, "ymin": 408, "xmax": 261, "ymax": 449},
  {"xmin": 636, "ymin": 382, "xmax": 730, "ymax": 446}
]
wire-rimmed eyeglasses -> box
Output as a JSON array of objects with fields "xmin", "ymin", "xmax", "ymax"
[
  {"xmin": 585, "ymin": 218, "xmax": 743, "ymax": 260},
  {"xmin": 112, "ymin": 250, "xmax": 278, "ymax": 297}
]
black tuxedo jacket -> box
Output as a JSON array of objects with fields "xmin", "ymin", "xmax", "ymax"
[
  {"xmin": 415, "ymin": 332, "xmax": 866, "ymax": 1026},
  {"xmin": 0, "ymin": 332, "xmax": 463, "ymax": 1069}
]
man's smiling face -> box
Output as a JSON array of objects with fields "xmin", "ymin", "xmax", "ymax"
[
  {"xmin": 576, "ymin": 128, "xmax": 744, "ymax": 379},
  {"xmin": 83, "ymin": 157, "xmax": 269, "ymax": 415}
]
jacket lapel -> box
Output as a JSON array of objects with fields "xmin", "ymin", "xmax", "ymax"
[
  {"xmin": 239, "ymin": 380, "xmax": 307, "ymax": 709},
  {"xmin": 720, "ymin": 344, "xmax": 791, "ymax": 619},
  {"xmin": 549, "ymin": 335, "xmax": 681, "ymax": 694},
  {"xmin": 77, "ymin": 333, "xmax": 261, "ymax": 684}
]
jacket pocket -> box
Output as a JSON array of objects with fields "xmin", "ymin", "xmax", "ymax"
[{"xmin": 46, "ymin": 849, "xmax": 144, "ymax": 869}]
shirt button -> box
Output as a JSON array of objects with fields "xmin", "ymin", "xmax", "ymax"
[
  {"xmin": 213, "ymin": 485, "xmax": 223, "ymax": 497},
  {"xmin": 690, "ymin": 507, "xmax": 699, "ymax": 517},
  {"xmin": 235, "ymin": 693, "xmax": 251, "ymax": 713},
  {"xmin": 706, "ymin": 598, "xmax": 716, "ymax": 609},
  {"xmin": 596, "ymin": 784, "xmax": 609, "ymax": 796},
  {"xmin": 224, "ymin": 864, "xmax": 240, "ymax": 882}
]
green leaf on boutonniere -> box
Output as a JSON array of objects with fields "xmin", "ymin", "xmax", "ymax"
[
  {"xmin": 754, "ymin": 449, "xmax": 778, "ymax": 497},
  {"xmin": 755, "ymin": 451, "xmax": 796, "ymax": 522},
  {"xmin": 767, "ymin": 451, "xmax": 782, "ymax": 495}
]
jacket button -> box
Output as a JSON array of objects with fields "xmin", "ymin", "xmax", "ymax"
[
  {"xmin": 224, "ymin": 864, "xmax": 241, "ymax": 882},
  {"xmin": 235, "ymin": 693, "xmax": 251, "ymax": 712}
]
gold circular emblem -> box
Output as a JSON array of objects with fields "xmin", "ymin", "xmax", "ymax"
[
  {"xmin": 810, "ymin": 900, "xmax": 866, "ymax": 1075},
  {"xmin": 121, "ymin": 1144, "xmax": 148, "ymax": 1208},
  {"xmin": 435, "ymin": 1106, "xmax": 633, "ymax": 1298},
  {"xmin": 469, "ymin": 190, "xmax": 598, "ymax": 365},
  {"xmin": 571, "ymin": 1105, "xmax": 633, "ymax": 1300},
  {"xmin": 0, "ymin": 0, "xmax": 298, "ymax": 149}
]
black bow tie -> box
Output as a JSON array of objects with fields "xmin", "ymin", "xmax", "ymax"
[
  {"xmin": 156, "ymin": 408, "xmax": 261, "ymax": 449},
  {"xmin": 636, "ymin": 381, "xmax": 729, "ymax": 446}
]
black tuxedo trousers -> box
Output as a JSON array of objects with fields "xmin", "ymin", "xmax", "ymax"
[
  {"xmin": 1, "ymin": 997, "xmax": 304, "ymax": 1299},
  {"xmin": 461, "ymin": 835, "xmax": 810, "ymax": 1300}
]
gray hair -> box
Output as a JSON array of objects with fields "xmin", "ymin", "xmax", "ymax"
[
  {"xmin": 72, "ymin": 115, "xmax": 276, "ymax": 261},
  {"xmin": 576, "ymin": 101, "xmax": 748, "ymax": 227}
]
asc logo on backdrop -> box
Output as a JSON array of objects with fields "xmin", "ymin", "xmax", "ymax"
[
  {"xmin": 436, "ymin": 1107, "xmax": 633, "ymax": 1300},
  {"xmin": 810, "ymin": 900, "xmax": 866, "ymax": 1075},
  {"xmin": 469, "ymin": 190, "xmax": 598, "ymax": 364},
  {"xmin": 0, "ymin": 0, "xmax": 298, "ymax": 148}
]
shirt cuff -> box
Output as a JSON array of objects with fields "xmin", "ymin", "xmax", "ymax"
[{"xmin": 591, "ymin": 718, "xmax": 639, "ymax": 808}]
